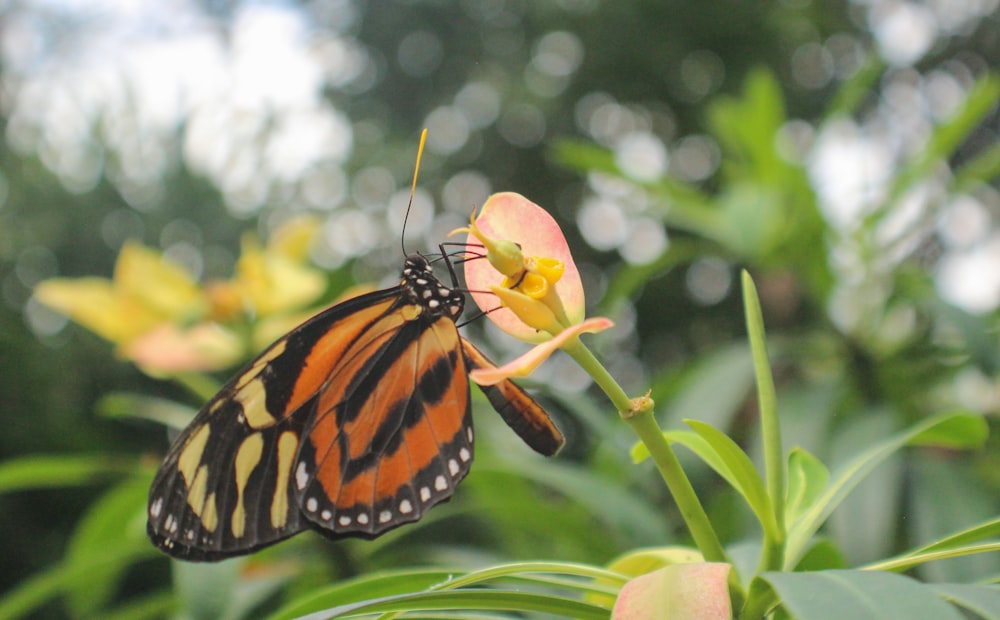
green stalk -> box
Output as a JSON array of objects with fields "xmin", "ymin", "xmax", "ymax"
[{"xmin": 563, "ymin": 337, "xmax": 743, "ymax": 608}]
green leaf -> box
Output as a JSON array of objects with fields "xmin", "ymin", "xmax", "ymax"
[
  {"xmin": 823, "ymin": 52, "xmax": 885, "ymax": 120},
  {"xmin": 271, "ymin": 561, "xmax": 624, "ymax": 620},
  {"xmin": 865, "ymin": 516, "xmax": 1000, "ymax": 574},
  {"xmin": 296, "ymin": 589, "xmax": 610, "ymax": 620},
  {"xmin": 0, "ymin": 544, "xmax": 157, "ymax": 619},
  {"xmin": 101, "ymin": 592, "xmax": 177, "ymax": 620},
  {"xmin": 784, "ymin": 411, "xmax": 988, "ymax": 568},
  {"xmin": 785, "ymin": 448, "xmax": 829, "ymax": 526},
  {"xmin": 0, "ymin": 454, "xmax": 135, "ymax": 493},
  {"xmin": 932, "ymin": 583, "xmax": 1000, "ymax": 619},
  {"xmin": 791, "ymin": 538, "xmax": 848, "ymax": 572},
  {"xmin": 97, "ymin": 392, "xmax": 197, "ymax": 429},
  {"xmin": 266, "ymin": 569, "xmax": 461, "ymax": 620},
  {"xmin": 606, "ymin": 547, "xmax": 705, "ymax": 578},
  {"xmin": 685, "ymin": 419, "xmax": 778, "ymax": 540},
  {"xmin": 64, "ymin": 476, "xmax": 151, "ymax": 616},
  {"xmin": 827, "ymin": 412, "xmax": 901, "ymax": 565},
  {"xmin": 907, "ymin": 455, "xmax": 1000, "ymax": 581},
  {"xmin": 882, "ymin": 74, "xmax": 1000, "ymax": 212},
  {"xmin": 953, "ymin": 138, "xmax": 1000, "ymax": 191},
  {"xmin": 908, "ymin": 410, "xmax": 988, "ymax": 448},
  {"xmin": 762, "ymin": 570, "xmax": 966, "ymax": 619}
]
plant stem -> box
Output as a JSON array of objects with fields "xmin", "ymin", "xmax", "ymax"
[{"xmin": 564, "ymin": 339, "xmax": 728, "ymax": 564}]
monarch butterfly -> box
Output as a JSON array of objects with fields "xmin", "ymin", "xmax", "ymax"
[{"xmin": 147, "ymin": 145, "xmax": 564, "ymax": 562}]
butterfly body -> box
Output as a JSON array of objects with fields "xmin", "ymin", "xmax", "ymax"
[{"xmin": 148, "ymin": 254, "xmax": 562, "ymax": 561}]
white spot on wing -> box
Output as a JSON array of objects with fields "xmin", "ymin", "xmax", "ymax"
[
  {"xmin": 357, "ymin": 513, "xmax": 370, "ymax": 525},
  {"xmin": 400, "ymin": 499, "xmax": 413, "ymax": 514},
  {"xmin": 434, "ymin": 475, "xmax": 448, "ymax": 491},
  {"xmin": 420, "ymin": 486, "xmax": 432, "ymax": 501},
  {"xmin": 150, "ymin": 497, "xmax": 163, "ymax": 518},
  {"xmin": 459, "ymin": 447, "xmax": 471, "ymax": 462},
  {"xmin": 321, "ymin": 509, "xmax": 332, "ymax": 521},
  {"xmin": 306, "ymin": 497, "xmax": 318, "ymax": 512},
  {"xmin": 338, "ymin": 515, "xmax": 351, "ymax": 527},
  {"xmin": 448, "ymin": 458, "xmax": 460, "ymax": 476},
  {"xmin": 467, "ymin": 427, "xmax": 474, "ymax": 442},
  {"xmin": 295, "ymin": 462, "xmax": 309, "ymax": 491},
  {"xmin": 379, "ymin": 510, "xmax": 392, "ymax": 524}
]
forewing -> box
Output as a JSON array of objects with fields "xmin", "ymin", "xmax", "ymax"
[
  {"xmin": 297, "ymin": 315, "xmax": 475, "ymax": 537},
  {"xmin": 461, "ymin": 339, "xmax": 565, "ymax": 456},
  {"xmin": 146, "ymin": 287, "xmax": 401, "ymax": 561}
]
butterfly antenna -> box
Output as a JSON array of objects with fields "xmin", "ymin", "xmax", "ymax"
[{"xmin": 401, "ymin": 128, "xmax": 428, "ymax": 257}]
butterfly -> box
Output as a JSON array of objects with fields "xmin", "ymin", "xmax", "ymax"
[{"xmin": 146, "ymin": 251, "xmax": 565, "ymax": 561}]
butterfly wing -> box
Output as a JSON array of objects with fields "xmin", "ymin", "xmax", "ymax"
[
  {"xmin": 296, "ymin": 313, "xmax": 475, "ymax": 537},
  {"xmin": 461, "ymin": 339, "xmax": 565, "ymax": 456},
  {"xmin": 147, "ymin": 287, "xmax": 403, "ymax": 561}
]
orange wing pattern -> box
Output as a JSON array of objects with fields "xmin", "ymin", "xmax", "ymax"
[{"xmin": 147, "ymin": 255, "xmax": 564, "ymax": 561}]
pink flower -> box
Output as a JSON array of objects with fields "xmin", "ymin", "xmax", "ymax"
[{"xmin": 453, "ymin": 192, "xmax": 612, "ymax": 384}]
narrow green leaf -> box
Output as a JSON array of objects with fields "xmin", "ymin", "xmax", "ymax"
[
  {"xmin": 0, "ymin": 544, "xmax": 157, "ymax": 619},
  {"xmin": 0, "ymin": 454, "xmax": 135, "ymax": 493},
  {"xmin": 297, "ymin": 589, "xmax": 610, "ymax": 620},
  {"xmin": 97, "ymin": 392, "xmax": 196, "ymax": 430},
  {"xmin": 883, "ymin": 74, "xmax": 1000, "ymax": 210},
  {"xmin": 932, "ymin": 583, "xmax": 1000, "ymax": 620},
  {"xmin": 267, "ymin": 570, "xmax": 460, "ymax": 620},
  {"xmin": 785, "ymin": 448, "xmax": 829, "ymax": 526},
  {"xmin": 685, "ymin": 419, "xmax": 778, "ymax": 540},
  {"xmin": 823, "ymin": 52, "xmax": 885, "ymax": 119},
  {"xmin": 762, "ymin": 570, "xmax": 965, "ymax": 620},
  {"xmin": 864, "ymin": 517, "xmax": 1000, "ymax": 574},
  {"xmin": 742, "ymin": 271, "xmax": 784, "ymax": 551},
  {"xmin": 784, "ymin": 411, "xmax": 987, "ymax": 568},
  {"xmin": 953, "ymin": 139, "xmax": 1000, "ymax": 191},
  {"xmin": 101, "ymin": 592, "xmax": 177, "ymax": 620},
  {"xmin": 908, "ymin": 410, "xmax": 988, "ymax": 448},
  {"xmin": 911, "ymin": 517, "xmax": 1000, "ymax": 555},
  {"xmin": 64, "ymin": 476, "xmax": 151, "ymax": 616}
]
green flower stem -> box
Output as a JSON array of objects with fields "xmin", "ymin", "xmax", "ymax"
[
  {"xmin": 562, "ymin": 338, "xmax": 728, "ymax": 565},
  {"xmin": 742, "ymin": 271, "xmax": 786, "ymax": 574}
]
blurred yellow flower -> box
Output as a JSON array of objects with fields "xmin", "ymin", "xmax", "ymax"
[
  {"xmin": 33, "ymin": 217, "xmax": 327, "ymax": 375},
  {"xmin": 34, "ymin": 241, "xmax": 207, "ymax": 344}
]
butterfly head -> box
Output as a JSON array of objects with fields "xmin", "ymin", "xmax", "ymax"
[{"xmin": 402, "ymin": 254, "xmax": 465, "ymax": 320}]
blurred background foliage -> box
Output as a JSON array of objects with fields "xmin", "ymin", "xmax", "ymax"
[{"xmin": 2, "ymin": 0, "xmax": 1000, "ymax": 617}]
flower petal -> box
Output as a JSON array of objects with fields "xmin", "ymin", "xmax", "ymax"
[
  {"xmin": 34, "ymin": 278, "xmax": 162, "ymax": 343},
  {"xmin": 465, "ymin": 192, "xmax": 584, "ymax": 342},
  {"xmin": 114, "ymin": 241, "xmax": 205, "ymax": 320},
  {"xmin": 468, "ymin": 317, "xmax": 613, "ymax": 386}
]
